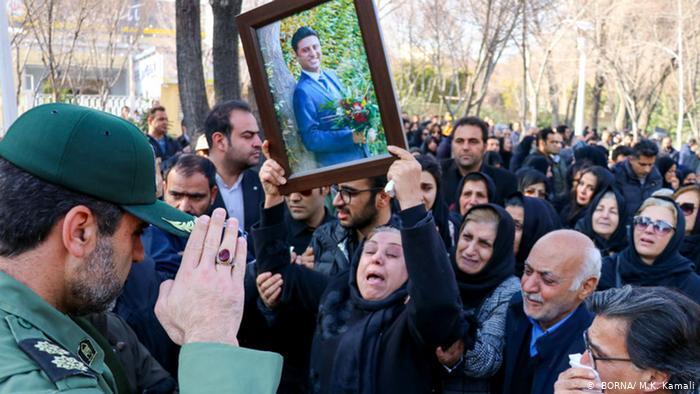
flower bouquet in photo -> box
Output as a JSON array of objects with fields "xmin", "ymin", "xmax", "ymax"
[{"xmin": 324, "ymin": 96, "xmax": 381, "ymax": 145}]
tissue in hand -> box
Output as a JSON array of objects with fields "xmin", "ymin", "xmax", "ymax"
[{"xmin": 569, "ymin": 353, "xmax": 602, "ymax": 393}]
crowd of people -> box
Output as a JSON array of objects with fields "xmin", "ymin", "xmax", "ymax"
[{"xmin": 0, "ymin": 101, "xmax": 698, "ymax": 394}]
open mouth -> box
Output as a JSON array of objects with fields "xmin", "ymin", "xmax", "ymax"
[{"xmin": 366, "ymin": 272, "xmax": 385, "ymax": 285}]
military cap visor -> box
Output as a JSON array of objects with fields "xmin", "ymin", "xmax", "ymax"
[{"xmin": 0, "ymin": 103, "xmax": 194, "ymax": 237}]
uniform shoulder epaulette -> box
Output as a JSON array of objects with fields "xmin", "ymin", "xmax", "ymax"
[{"xmin": 18, "ymin": 338, "xmax": 95, "ymax": 382}]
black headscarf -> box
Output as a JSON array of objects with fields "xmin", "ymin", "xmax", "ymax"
[
  {"xmin": 575, "ymin": 186, "xmax": 629, "ymax": 256},
  {"xmin": 655, "ymin": 156, "xmax": 677, "ymax": 189},
  {"xmin": 483, "ymin": 151, "xmax": 504, "ymax": 168},
  {"xmin": 678, "ymin": 165, "xmax": 695, "ymax": 185},
  {"xmin": 416, "ymin": 154, "xmax": 456, "ymax": 250},
  {"xmin": 453, "ymin": 171, "xmax": 496, "ymax": 213},
  {"xmin": 509, "ymin": 193, "xmax": 562, "ymax": 276},
  {"xmin": 521, "ymin": 155, "xmax": 550, "ymax": 175},
  {"xmin": 322, "ymin": 222, "xmax": 409, "ymax": 393},
  {"xmin": 561, "ymin": 166, "xmax": 614, "ymax": 228},
  {"xmin": 510, "ymin": 136, "xmax": 535, "ymax": 171},
  {"xmin": 450, "ymin": 204, "xmax": 515, "ymax": 309},
  {"xmin": 676, "ymin": 186, "xmax": 700, "ymax": 273},
  {"xmin": 615, "ymin": 197, "xmax": 696, "ymax": 287},
  {"xmin": 573, "ymin": 145, "xmax": 608, "ymax": 168}
]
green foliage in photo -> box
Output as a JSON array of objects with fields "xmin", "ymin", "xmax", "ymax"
[{"xmin": 279, "ymin": 0, "xmax": 387, "ymax": 156}]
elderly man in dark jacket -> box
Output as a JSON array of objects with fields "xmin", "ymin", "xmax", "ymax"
[
  {"xmin": 612, "ymin": 139, "xmax": 662, "ymax": 221},
  {"xmin": 499, "ymin": 230, "xmax": 600, "ymax": 394}
]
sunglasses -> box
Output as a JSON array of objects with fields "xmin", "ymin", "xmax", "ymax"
[
  {"xmin": 633, "ymin": 215, "xmax": 675, "ymax": 235},
  {"xmin": 680, "ymin": 202, "xmax": 696, "ymax": 216}
]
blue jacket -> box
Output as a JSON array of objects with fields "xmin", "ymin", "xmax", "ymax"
[
  {"xmin": 612, "ymin": 160, "xmax": 662, "ymax": 221},
  {"xmin": 292, "ymin": 70, "xmax": 368, "ymax": 167},
  {"xmin": 141, "ymin": 225, "xmax": 188, "ymax": 280},
  {"xmin": 499, "ymin": 294, "xmax": 593, "ymax": 394}
]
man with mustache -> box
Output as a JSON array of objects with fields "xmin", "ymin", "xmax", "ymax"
[
  {"xmin": 499, "ymin": 230, "xmax": 601, "ymax": 394},
  {"xmin": 206, "ymin": 100, "xmax": 264, "ymax": 236},
  {"xmin": 0, "ymin": 104, "xmax": 281, "ymax": 393}
]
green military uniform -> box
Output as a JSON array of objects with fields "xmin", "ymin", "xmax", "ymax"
[
  {"xmin": 0, "ymin": 272, "xmax": 283, "ymax": 393},
  {"xmin": 0, "ymin": 104, "xmax": 284, "ymax": 393}
]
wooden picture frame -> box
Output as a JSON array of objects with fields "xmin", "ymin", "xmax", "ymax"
[{"xmin": 237, "ymin": 0, "xmax": 405, "ymax": 194}]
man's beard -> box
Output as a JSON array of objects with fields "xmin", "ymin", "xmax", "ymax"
[
  {"xmin": 67, "ymin": 236, "xmax": 123, "ymax": 316},
  {"xmin": 346, "ymin": 200, "xmax": 379, "ymax": 232}
]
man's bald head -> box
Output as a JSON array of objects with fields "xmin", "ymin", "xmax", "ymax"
[{"xmin": 521, "ymin": 230, "xmax": 601, "ymax": 329}]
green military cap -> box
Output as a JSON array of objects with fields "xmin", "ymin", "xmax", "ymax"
[{"xmin": 0, "ymin": 103, "xmax": 194, "ymax": 237}]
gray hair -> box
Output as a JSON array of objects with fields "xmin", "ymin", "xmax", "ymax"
[
  {"xmin": 588, "ymin": 286, "xmax": 700, "ymax": 394},
  {"xmin": 570, "ymin": 244, "xmax": 601, "ymax": 290}
]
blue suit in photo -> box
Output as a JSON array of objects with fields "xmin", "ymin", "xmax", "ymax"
[{"xmin": 292, "ymin": 70, "xmax": 369, "ymax": 167}]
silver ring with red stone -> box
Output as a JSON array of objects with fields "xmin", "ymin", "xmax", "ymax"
[{"xmin": 215, "ymin": 248, "xmax": 233, "ymax": 266}]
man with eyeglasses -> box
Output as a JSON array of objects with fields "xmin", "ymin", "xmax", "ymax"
[
  {"xmin": 554, "ymin": 286, "xmax": 700, "ymax": 394},
  {"xmin": 305, "ymin": 176, "xmax": 396, "ymax": 276},
  {"xmin": 500, "ymin": 230, "xmax": 601, "ymax": 394}
]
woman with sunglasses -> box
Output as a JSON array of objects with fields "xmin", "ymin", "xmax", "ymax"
[
  {"xmin": 674, "ymin": 184, "xmax": 700, "ymax": 274},
  {"xmin": 575, "ymin": 186, "xmax": 629, "ymax": 257},
  {"xmin": 598, "ymin": 196, "xmax": 700, "ymax": 304}
]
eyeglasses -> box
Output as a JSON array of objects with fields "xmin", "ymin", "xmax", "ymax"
[
  {"xmin": 632, "ymin": 215, "xmax": 675, "ymax": 235},
  {"xmin": 331, "ymin": 184, "xmax": 383, "ymax": 204},
  {"xmin": 583, "ymin": 330, "xmax": 633, "ymax": 371},
  {"xmin": 680, "ymin": 202, "xmax": 696, "ymax": 216}
]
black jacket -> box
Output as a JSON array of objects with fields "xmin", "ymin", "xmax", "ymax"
[
  {"xmin": 440, "ymin": 158, "xmax": 517, "ymax": 209},
  {"xmin": 253, "ymin": 203, "xmax": 463, "ymax": 393},
  {"xmin": 114, "ymin": 257, "xmax": 179, "ymax": 377},
  {"xmin": 147, "ymin": 134, "xmax": 181, "ymax": 173},
  {"xmin": 86, "ymin": 312, "xmax": 176, "ymax": 393},
  {"xmin": 308, "ymin": 213, "xmax": 401, "ymax": 277},
  {"xmin": 612, "ymin": 160, "xmax": 662, "ymax": 221},
  {"xmin": 500, "ymin": 295, "xmax": 593, "ymax": 394},
  {"xmin": 211, "ymin": 168, "xmax": 263, "ymax": 256}
]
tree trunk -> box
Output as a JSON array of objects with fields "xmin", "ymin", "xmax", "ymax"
[
  {"xmin": 614, "ymin": 91, "xmax": 626, "ymax": 132},
  {"xmin": 257, "ymin": 22, "xmax": 316, "ymax": 173},
  {"xmin": 590, "ymin": 70, "xmax": 605, "ymax": 130},
  {"xmin": 211, "ymin": 0, "xmax": 242, "ymax": 104},
  {"xmin": 176, "ymin": 0, "xmax": 210, "ymax": 138},
  {"xmin": 545, "ymin": 62, "xmax": 560, "ymax": 126}
]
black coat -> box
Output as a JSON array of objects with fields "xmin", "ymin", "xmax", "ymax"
[
  {"xmin": 499, "ymin": 295, "xmax": 593, "ymax": 394},
  {"xmin": 598, "ymin": 199, "xmax": 700, "ymax": 303},
  {"xmin": 253, "ymin": 204, "xmax": 463, "ymax": 393},
  {"xmin": 440, "ymin": 158, "xmax": 517, "ymax": 209},
  {"xmin": 211, "ymin": 168, "xmax": 263, "ymax": 256},
  {"xmin": 612, "ymin": 160, "xmax": 662, "ymax": 221},
  {"xmin": 147, "ymin": 134, "xmax": 181, "ymax": 173}
]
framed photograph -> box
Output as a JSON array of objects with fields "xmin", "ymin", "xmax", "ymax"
[{"xmin": 237, "ymin": 0, "xmax": 406, "ymax": 194}]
